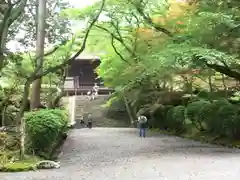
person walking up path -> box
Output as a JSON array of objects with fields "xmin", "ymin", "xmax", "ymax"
[{"xmin": 92, "ymin": 83, "xmax": 99, "ymax": 100}]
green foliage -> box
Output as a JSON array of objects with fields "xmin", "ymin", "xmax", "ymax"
[
  {"xmin": 166, "ymin": 106, "xmax": 186, "ymax": 132},
  {"xmin": 9, "ymin": 0, "xmax": 71, "ymax": 47},
  {"xmin": 202, "ymin": 99, "xmax": 230, "ymax": 132},
  {"xmin": 0, "ymin": 132, "xmax": 20, "ymax": 151},
  {"xmin": 184, "ymin": 99, "xmax": 240, "ymax": 139},
  {"xmin": 215, "ymin": 104, "xmax": 240, "ymax": 138},
  {"xmin": 229, "ymin": 91, "xmax": 240, "ymax": 104},
  {"xmin": 104, "ymin": 95, "xmax": 129, "ymax": 120},
  {"xmin": 0, "ymin": 156, "xmax": 39, "ymax": 172},
  {"xmin": 198, "ymin": 103, "xmax": 215, "ymax": 130},
  {"xmin": 0, "ymin": 162, "xmax": 35, "ymax": 172},
  {"xmin": 171, "ymin": 105, "xmax": 186, "ymax": 133},
  {"xmin": 25, "ymin": 109, "xmax": 68, "ymax": 154},
  {"xmin": 186, "ymin": 100, "xmax": 210, "ymax": 130},
  {"xmin": 149, "ymin": 105, "xmax": 166, "ymax": 129},
  {"xmin": 166, "ymin": 107, "xmax": 174, "ymax": 126},
  {"xmin": 186, "ymin": 100, "xmax": 209, "ymax": 122},
  {"xmin": 45, "ymin": 109, "xmax": 68, "ymax": 126},
  {"xmin": 172, "ymin": 106, "xmax": 186, "ymax": 123}
]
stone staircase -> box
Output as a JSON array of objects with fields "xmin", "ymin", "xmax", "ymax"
[{"xmin": 74, "ymin": 95, "xmax": 129, "ymax": 128}]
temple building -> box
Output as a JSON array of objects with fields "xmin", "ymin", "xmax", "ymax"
[{"xmin": 63, "ymin": 55, "xmax": 112, "ymax": 95}]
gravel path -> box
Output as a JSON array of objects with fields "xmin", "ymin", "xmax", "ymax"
[{"xmin": 1, "ymin": 128, "xmax": 240, "ymax": 180}]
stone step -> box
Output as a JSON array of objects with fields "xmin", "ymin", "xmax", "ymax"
[{"xmin": 70, "ymin": 95, "xmax": 114, "ymax": 128}]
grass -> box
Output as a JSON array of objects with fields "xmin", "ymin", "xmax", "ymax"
[{"xmin": 151, "ymin": 124, "xmax": 240, "ymax": 148}]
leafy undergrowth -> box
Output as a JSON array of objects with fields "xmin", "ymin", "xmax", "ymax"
[
  {"xmin": 151, "ymin": 125, "xmax": 240, "ymax": 148},
  {"xmin": 0, "ymin": 132, "xmax": 39, "ymax": 172},
  {"xmin": 0, "ymin": 154, "xmax": 41, "ymax": 172}
]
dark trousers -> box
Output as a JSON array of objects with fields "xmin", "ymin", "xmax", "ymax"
[
  {"xmin": 139, "ymin": 123, "xmax": 146, "ymax": 137},
  {"xmin": 139, "ymin": 127, "xmax": 146, "ymax": 137},
  {"xmin": 87, "ymin": 122, "xmax": 92, "ymax": 129}
]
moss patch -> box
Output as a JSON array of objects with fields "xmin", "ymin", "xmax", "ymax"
[{"xmin": 0, "ymin": 155, "xmax": 40, "ymax": 172}]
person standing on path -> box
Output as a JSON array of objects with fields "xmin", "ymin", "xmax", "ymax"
[
  {"xmin": 87, "ymin": 113, "xmax": 93, "ymax": 129},
  {"xmin": 137, "ymin": 115, "xmax": 147, "ymax": 137}
]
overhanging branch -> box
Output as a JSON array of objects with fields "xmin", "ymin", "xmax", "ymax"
[
  {"xmin": 43, "ymin": 42, "xmax": 67, "ymax": 57},
  {"xmin": 206, "ymin": 63, "xmax": 240, "ymax": 81},
  {"xmin": 31, "ymin": 0, "xmax": 106, "ymax": 80},
  {"xmin": 110, "ymin": 35, "xmax": 131, "ymax": 65},
  {"xmin": 133, "ymin": 2, "xmax": 172, "ymax": 37},
  {"xmin": 95, "ymin": 24, "xmax": 137, "ymax": 58}
]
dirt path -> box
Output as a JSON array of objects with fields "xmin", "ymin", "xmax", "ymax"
[{"xmin": 1, "ymin": 128, "xmax": 240, "ymax": 180}]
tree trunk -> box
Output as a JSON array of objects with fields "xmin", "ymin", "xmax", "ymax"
[
  {"xmin": 123, "ymin": 94, "xmax": 135, "ymax": 127},
  {"xmin": 1, "ymin": 106, "xmax": 6, "ymax": 127},
  {"xmin": 208, "ymin": 69, "xmax": 213, "ymax": 92},
  {"xmin": 30, "ymin": 0, "xmax": 46, "ymax": 109},
  {"xmin": 221, "ymin": 74, "xmax": 228, "ymax": 98},
  {"xmin": 47, "ymin": 75, "xmax": 53, "ymax": 108},
  {"xmin": 0, "ymin": 0, "xmax": 28, "ymax": 73},
  {"xmin": 18, "ymin": 81, "xmax": 31, "ymax": 160}
]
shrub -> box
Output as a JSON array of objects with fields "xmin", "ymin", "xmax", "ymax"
[
  {"xmin": 166, "ymin": 106, "xmax": 186, "ymax": 133},
  {"xmin": 0, "ymin": 132, "xmax": 7, "ymax": 146},
  {"xmin": 215, "ymin": 104, "xmax": 239, "ymax": 138},
  {"xmin": 25, "ymin": 109, "xmax": 68, "ymax": 154},
  {"xmin": 150, "ymin": 105, "xmax": 165, "ymax": 128},
  {"xmin": 44, "ymin": 109, "xmax": 68, "ymax": 131},
  {"xmin": 198, "ymin": 103, "xmax": 215, "ymax": 131},
  {"xmin": 186, "ymin": 100, "xmax": 210, "ymax": 130},
  {"xmin": 171, "ymin": 106, "xmax": 186, "ymax": 133},
  {"xmin": 203, "ymin": 99, "xmax": 230, "ymax": 133},
  {"xmin": 0, "ymin": 132, "xmax": 20, "ymax": 151},
  {"xmin": 166, "ymin": 107, "xmax": 174, "ymax": 128}
]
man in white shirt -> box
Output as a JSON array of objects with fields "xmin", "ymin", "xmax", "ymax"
[
  {"xmin": 137, "ymin": 115, "xmax": 148, "ymax": 138},
  {"xmin": 87, "ymin": 90, "xmax": 92, "ymax": 100},
  {"xmin": 92, "ymin": 83, "xmax": 99, "ymax": 99}
]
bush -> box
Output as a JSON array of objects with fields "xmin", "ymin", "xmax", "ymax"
[
  {"xmin": 186, "ymin": 100, "xmax": 210, "ymax": 130},
  {"xmin": 198, "ymin": 103, "xmax": 215, "ymax": 131},
  {"xmin": 150, "ymin": 105, "xmax": 165, "ymax": 128},
  {"xmin": 25, "ymin": 109, "xmax": 68, "ymax": 154},
  {"xmin": 215, "ymin": 104, "xmax": 240, "ymax": 138},
  {"xmin": 44, "ymin": 109, "xmax": 68, "ymax": 131},
  {"xmin": 0, "ymin": 132, "xmax": 20, "ymax": 151},
  {"xmin": 166, "ymin": 107, "xmax": 174, "ymax": 127},
  {"xmin": 166, "ymin": 106, "xmax": 186, "ymax": 133},
  {"xmin": 202, "ymin": 99, "xmax": 230, "ymax": 133},
  {"xmin": 171, "ymin": 106, "xmax": 186, "ymax": 133}
]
